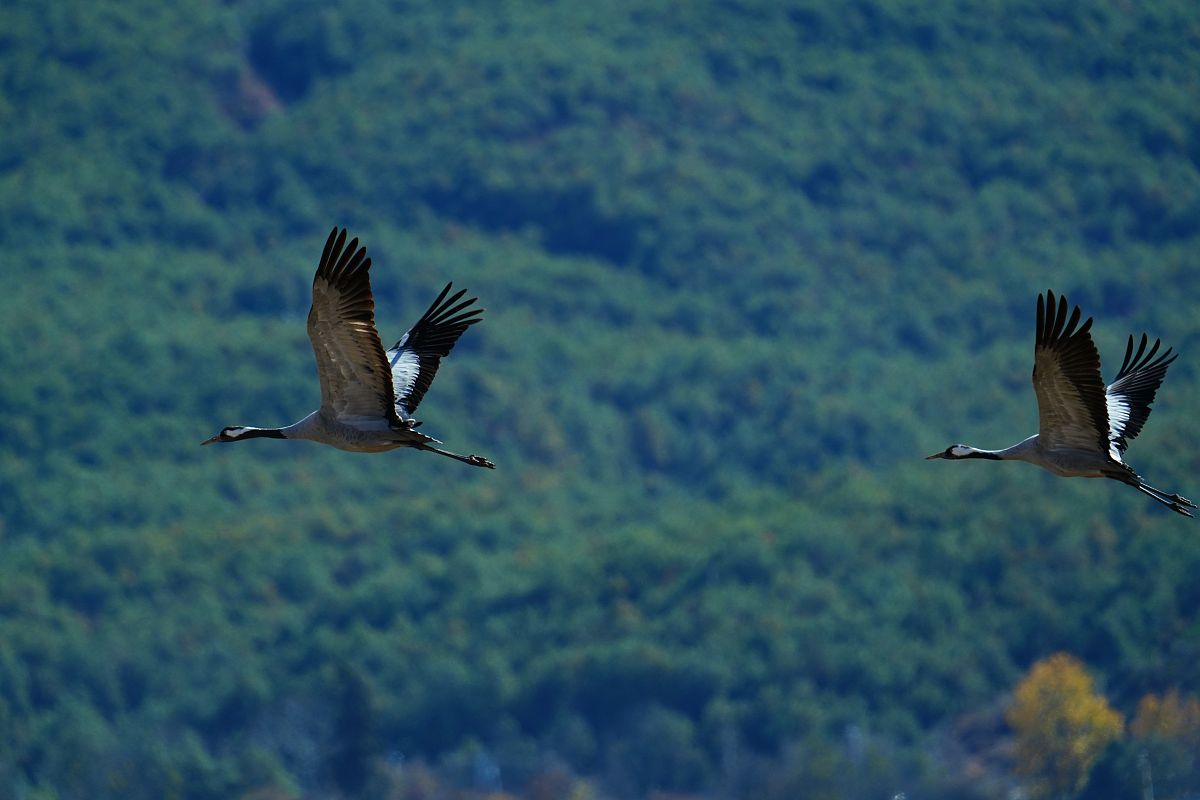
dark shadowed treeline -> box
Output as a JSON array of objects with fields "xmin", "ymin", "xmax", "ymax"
[{"xmin": 1, "ymin": 1, "xmax": 1199, "ymax": 797}]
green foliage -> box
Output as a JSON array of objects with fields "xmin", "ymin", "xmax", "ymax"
[{"xmin": 2, "ymin": 0, "xmax": 1200, "ymax": 798}]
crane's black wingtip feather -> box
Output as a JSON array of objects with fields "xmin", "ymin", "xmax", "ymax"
[
  {"xmin": 1036, "ymin": 290, "xmax": 1096, "ymax": 349},
  {"xmin": 314, "ymin": 227, "xmax": 375, "ymax": 290},
  {"xmin": 318, "ymin": 227, "xmax": 346, "ymax": 277}
]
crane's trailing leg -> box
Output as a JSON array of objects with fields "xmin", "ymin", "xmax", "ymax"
[
  {"xmin": 1130, "ymin": 481, "xmax": 1196, "ymax": 518},
  {"xmin": 1101, "ymin": 465, "xmax": 1196, "ymax": 517},
  {"xmin": 418, "ymin": 443, "xmax": 496, "ymax": 469}
]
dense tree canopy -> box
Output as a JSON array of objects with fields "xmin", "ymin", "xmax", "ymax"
[{"xmin": 1, "ymin": 1, "xmax": 1199, "ymax": 797}]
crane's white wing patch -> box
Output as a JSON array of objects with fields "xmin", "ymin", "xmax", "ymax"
[
  {"xmin": 388, "ymin": 346, "xmax": 421, "ymax": 417},
  {"xmin": 1106, "ymin": 394, "xmax": 1131, "ymax": 460}
]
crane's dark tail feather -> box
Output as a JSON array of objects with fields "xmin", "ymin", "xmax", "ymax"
[
  {"xmin": 418, "ymin": 443, "xmax": 496, "ymax": 469},
  {"xmin": 1131, "ymin": 480, "xmax": 1196, "ymax": 518}
]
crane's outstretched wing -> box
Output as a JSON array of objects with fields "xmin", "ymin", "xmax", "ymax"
[
  {"xmin": 307, "ymin": 228, "xmax": 401, "ymax": 427},
  {"xmin": 1032, "ymin": 290, "xmax": 1110, "ymax": 453},
  {"xmin": 387, "ymin": 283, "xmax": 483, "ymax": 418},
  {"xmin": 1105, "ymin": 333, "xmax": 1177, "ymax": 459}
]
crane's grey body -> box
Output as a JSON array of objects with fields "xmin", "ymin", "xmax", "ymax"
[
  {"xmin": 203, "ymin": 227, "xmax": 495, "ymax": 469},
  {"xmin": 280, "ymin": 410, "xmax": 431, "ymax": 453},
  {"xmin": 928, "ymin": 290, "xmax": 1194, "ymax": 517}
]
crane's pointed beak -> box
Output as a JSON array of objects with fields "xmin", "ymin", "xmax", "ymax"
[
  {"xmin": 925, "ymin": 451, "xmax": 947, "ymax": 460},
  {"xmin": 201, "ymin": 434, "xmax": 221, "ymax": 446}
]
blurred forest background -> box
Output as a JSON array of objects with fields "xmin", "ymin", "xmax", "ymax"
[{"xmin": 2, "ymin": 1, "xmax": 1199, "ymax": 798}]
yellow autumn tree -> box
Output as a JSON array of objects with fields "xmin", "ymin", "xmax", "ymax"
[
  {"xmin": 1131, "ymin": 689, "xmax": 1200, "ymax": 746},
  {"xmin": 1006, "ymin": 653, "xmax": 1124, "ymax": 800}
]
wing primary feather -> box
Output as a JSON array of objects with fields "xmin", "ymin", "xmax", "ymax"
[
  {"xmin": 1036, "ymin": 292, "xmax": 1046, "ymax": 349},
  {"xmin": 1131, "ymin": 334, "xmax": 1149, "ymax": 370},
  {"xmin": 424, "ymin": 282, "xmax": 455, "ymax": 313},
  {"xmin": 319, "ymin": 227, "xmax": 340, "ymax": 270},
  {"xmin": 1044, "ymin": 290, "xmax": 1056, "ymax": 341},
  {"xmin": 1060, "ymin": 293, "xmax": 1072, "ymax": 338},
  {"xmin": 1120, "ymin": 334, "xmax": 1138, "ymax": 376},
  {"xmin": 1142, "ymin": 336, "xmax": 1161, "ymax": 364}
]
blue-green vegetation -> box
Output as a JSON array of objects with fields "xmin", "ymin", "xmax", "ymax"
[{"xmin": 1, "ymin": 1, "xmax": 1199, "ymax": 797}]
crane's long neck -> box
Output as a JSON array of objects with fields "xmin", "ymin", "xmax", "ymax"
[
  {"xmin": 275, "ymin": 410, "xmax": 331, "ymax": 442},
  {"xmin": 957, "ymin": 436, "xmax": 1041, "ymax": 462}
]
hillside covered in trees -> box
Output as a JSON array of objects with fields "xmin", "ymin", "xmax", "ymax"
[{"xmin": 2, "ymin": 1, "xmax": 1199, "ymax": 798}]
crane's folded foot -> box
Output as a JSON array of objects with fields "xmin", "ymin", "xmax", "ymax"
[
  {"xmin": 1161, "ymin": 493, "xmax": 1196, "ymax": 517},
  {"xmin": 1171, "ymin": 493, "xmax": 1197, "ymax": 510},
  {"xmin": 468, "ymin": 454, "xmax": 496, "ymax": 469}
]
